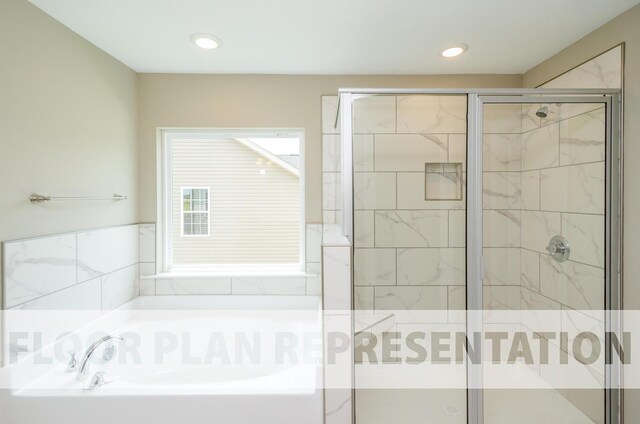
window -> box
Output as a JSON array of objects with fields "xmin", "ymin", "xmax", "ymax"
[
  {"xmin": 181, "ymin": 187, "xmax": 210, "ymax": 237},
  {"xmin": 161, "ymin": 129, "xmax": 304, "ymax": 271}
]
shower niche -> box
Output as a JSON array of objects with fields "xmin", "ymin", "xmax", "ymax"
[{"xmin": 425, "ymin": 162, "xmax": 463, "ymax": 201}]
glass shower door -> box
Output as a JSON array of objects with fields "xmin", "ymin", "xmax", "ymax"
[
  {"xmin": 479, "ymin": 97, "xmax": 616, "ymax": 424},
  {"xmin": 349, "ymin": 93, "xmax": 468, "ymax": 424}
]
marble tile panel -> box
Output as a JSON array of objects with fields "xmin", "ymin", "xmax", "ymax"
[
  {"xmin": 139, "ymin": 263, "xmax": 156, "ymax": 295},
  {"xmin": 483, "ymin": 172, "xmax": 522, "ymax": 210},
  {"xmin": 354, "ymin": 287, "xmax": 374, "ymax": 310},
  {"xmin": 323, "ymin": 210, "xmax": 338, "ymax": 225},
  {"xmin": 305, "ymin": 262, "xmax": 322, "ymax": 296},
  {"xmin": 375, "ymin": 210, "xmax": 448, "ymax": 248},
  {"xmin": 540, "ymin": 162, "xmax": 604, "ymax": 214},
  {"xmin": 522, "ymin": 123, "xmax": 560, "ymax": 170},
  {"xmin": 448, "ymin": 286, "xmax": 467, "ymax": 323},
  {"xmin": 448, "ymin": 210, "xmax": 466, "ymax": 248},
  {"xmin": 354, "ymin": 248, "xmax": 396, "ymax": 286},
  {"xmin": 306, "ymin": 223, "xmax": 323, "ymax": 263},
  {"xmin": 322, "ymin": 134, "xmax": 341, "ymax": 172},
  {"xmin": 3, "ymin": 234, "xmax": 77, "ymax": 308},
  {"xmin": 561, "ymin": 307, "xmax": 605, "ymax": 372},
  {"xmin": 521, "ymin": 104, "xmax": 541, "ymax": 133},
  {"xmin": 483, "ymin": 104, "xmax": 522, "ymax": 134},
  {"xmin": 483, "ymin": 248, "xmax": 520, "ymax": 286},
  {"xmin": 448, "ymin": 134, "xmax": 467, "ymax": 169},
  {"xmin": 559, "ymin": 109, "xmax": 605, "ymax": 166},
  {"xmin": 323, "ymin": 246, "xmax": 352, "ymax": 310},
  {"xmin": 354, "ymin": 211, "xmax": 375, "ymax": 247},
  {"xmin": 101, "ymin": 264, "xmax": 139, "ymax": 310},
  {"xmin": 374, "ymin": 286, "xmax": 449, "ymax": 311},
  {"xmin": 397, "ymin": 172, "xmax": 465, "ymax": 210},
  {"xmin": 397, "ymin": 248, "xmax": 465, "ymax": 286},
  {"xmin": 77, "ymin": 225, "xmax": 139, "ymax": 282},
  {"xmin": 483, "ymin": 210, "xmax": 521, "ymax": 248},
  {"xmin": 396, "ymin": 95, "xmax": 467, "ymax": 133},
  {"xmin": 155, "ymin": 278, "xmax": 232, "ymax": 295},
  {"xmin": 521, "ymin": 286, "xmax": 561, "ymax": 310},
  {"xmin": 539, "ymin": 103, "xmax": 603, "ymax": 126},
  {"xmin": 541, "ymin": 46, "xmax": 621, "ymax": 89},
  {"xmin": 325, "ymin": 390, "xmax": 352, "ymax": 424},
  {"xmin": 322, "ymin": 172, "xmax": 342, "ymax": 211},
  {"xmin": 521, "ymin": 249, "xmax": 541, "ymax": 292},
  {"xmin": 374, "ymin": 134, "xmax": 448, "ymax": 172},
  {"xmin": 539, "ymin": 255, "xmax": 604, "ymax": 311},
  {"xmin": 482, "ymin": 286, "xmax": 520, "ymax": 310},
  {"xmin": 354, "ymin": 173, "xmax": 396, "ymax": 210},
  {"xmin": 561, "ymin": 213, "xmax": 604, "ymax": 268},
  {"xmin": 521, "ymin": 210, "xmax": 561, "ymax": 253},
  {"xmin": 231, "ymin": 277, "xmax": 305, "ymax": 295},
  {"xmin": 483, "ymin": 134, "xmax": 522, "ymax": 171},
  {"xmin": 353, "ymin": 95, "xmax": 396, "ymax": 134},
  {"xmin": 139, "ymin": 223, "xmax": 156, "ymax": 263},
  {"xmin": 521, "ymin": 170, "xmax": 541, "ymax": 210},
  {"xmin": 10, "ymin": 277, "xmax": 101, "ymax": 311},
  {"xmin": 354, "ymin": 134, "xmax": 374, "ymax": 172}
]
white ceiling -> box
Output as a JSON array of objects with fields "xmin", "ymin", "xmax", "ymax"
[{"xmin": 29, "ymin": 0, "xmax": 639, "ymax": 74}]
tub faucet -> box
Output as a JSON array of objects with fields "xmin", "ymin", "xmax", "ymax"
[{"xmin": 76, "ymin": 334, "xmax": 123, "ymax": 381}]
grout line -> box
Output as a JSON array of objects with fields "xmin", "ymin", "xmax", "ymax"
[
  {"xmin": 521, "ymin": 105, "xmax": 605, "ymax": 136},
  {"xmin": 520, "ymin": 246, "xmax": 603, "ymax": 269},
  {"xmin": 8, "ymin": 276, "xmax": 102, "ymax": 310},
  {"xmin": 521, "ymin": 159, "xmax": 606, "ymax": 173}
]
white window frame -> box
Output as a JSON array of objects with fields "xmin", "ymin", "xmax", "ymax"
[
  {"xmin": 157, "ymin": 128, "xmax": 306, "ymax": 273},
  {"xmin": 180, "ymin": 186, "xmax": 210, "ymax": 238}
]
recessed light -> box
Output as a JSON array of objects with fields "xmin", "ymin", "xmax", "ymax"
[
  {"xmin": 190, "ymin": 33, "xmax": 221, "ymax": 50},
  {"xmin": 441, "ymin": 44, "xmax": 468, "ymax": 58}
]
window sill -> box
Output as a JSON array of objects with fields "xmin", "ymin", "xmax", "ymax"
[{"xmin": 142, "ymin": 270, "xmax": 317, "ymax": 280}]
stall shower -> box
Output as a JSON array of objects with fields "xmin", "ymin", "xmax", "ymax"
[{"xmin": 327, "ymin": 89, "xmax": 621, "ymax": 424}]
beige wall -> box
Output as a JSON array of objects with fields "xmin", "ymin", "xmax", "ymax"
[
  {"xmin": 0, "ymin": 0, "xmax": 139, "ymax": 243},
  {"xmin": 523, "ymin": 4, "xmax": 640, "ymax": 421},
  {"xmin": 138, "ymin": 74, "xmax": 522, "ymax": 224}
]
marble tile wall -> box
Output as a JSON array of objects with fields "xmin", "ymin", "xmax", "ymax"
[
  {"xmin": 2, "ymin": 224, "xmax": 141, "ymax": 311},
  {"xmin": 322, "ymin": 95, "xmax": 342, "ymax": 225},
  {"xmin": 541, "ymin": 44, "xmax": 622, "ymax": 90},
  {"xmin": 482, "ymin": 101, "xmax": 608, "ymax": 424},
  {"xmin": 331, "ymin": 94, "xmax": 468, "ymax": 321},
  {"xmin": 482, "ymin": 104, "xmax": 522, "ymax": 311},
  {"xmin": 146, "ymin": 223, "xmax": 323, "ymax": 296},
  {"xmin": 517, "ymin": 103, "xmax": 607, "ymax": 400},
  {"xmin": 4, "ymin": 221, "xmax": 324, "ymax": 311},
  {"xmin": 480, "ymin": 102, "xmax": 607, "ymax": 320},
  {"xmin": 138, "ymin": 223, "xmax": 156, "ymax": 295},
  {"xmin": 517, "ymin": 103, "xmax": 606, "ymax": 312}
]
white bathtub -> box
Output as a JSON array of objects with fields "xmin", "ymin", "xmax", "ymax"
[{"xmin": 1, "ymin": 295, "xmax": 324, "ymax": 424}]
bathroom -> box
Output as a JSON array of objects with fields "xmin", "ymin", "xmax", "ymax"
[{"xmin": 0, "ymin": 1, "xmax": 638, "ymax": 423}]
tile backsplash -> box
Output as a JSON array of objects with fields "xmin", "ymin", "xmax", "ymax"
[
  {"xmin": 2, "ymin": 221, "xmax": 323, "ymax": 310},
  {"xmin": 324, "ymin": 93, "xmax": 468, "ymax": 322},
  {"xmin": 3, "ymin": 224, "xmax": 141, "ymax": 311}
]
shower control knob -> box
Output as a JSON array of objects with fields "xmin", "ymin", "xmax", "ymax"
[{"xmin": 546, "ymin": 235, "xmax": 570, "ymax": 262}]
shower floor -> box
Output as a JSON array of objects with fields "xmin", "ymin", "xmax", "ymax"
[{"xmin": 355, "ymin": 388, "xmax": 596, "ymax": 424}]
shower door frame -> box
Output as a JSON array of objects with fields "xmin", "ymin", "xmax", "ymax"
[{"xmin": 338, "ymin": 88, "xmax": 622, "ymax": 424}]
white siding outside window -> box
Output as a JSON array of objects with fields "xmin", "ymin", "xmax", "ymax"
[
  {"xmin": 181, "ymin": 187, "xmax": 210, "ymax": 237},
  {"xmin": 169, "ymin": 137, "xmax": 301, "ymax": 266}
]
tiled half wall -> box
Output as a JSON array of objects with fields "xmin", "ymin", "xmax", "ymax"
[
  {"xmin": 3, "ymin": 222, "xmax": 324, "ymax": 309},
  {"xmin": 2, "ymin": 224, "xmax": 141, "ymax": 311}
]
